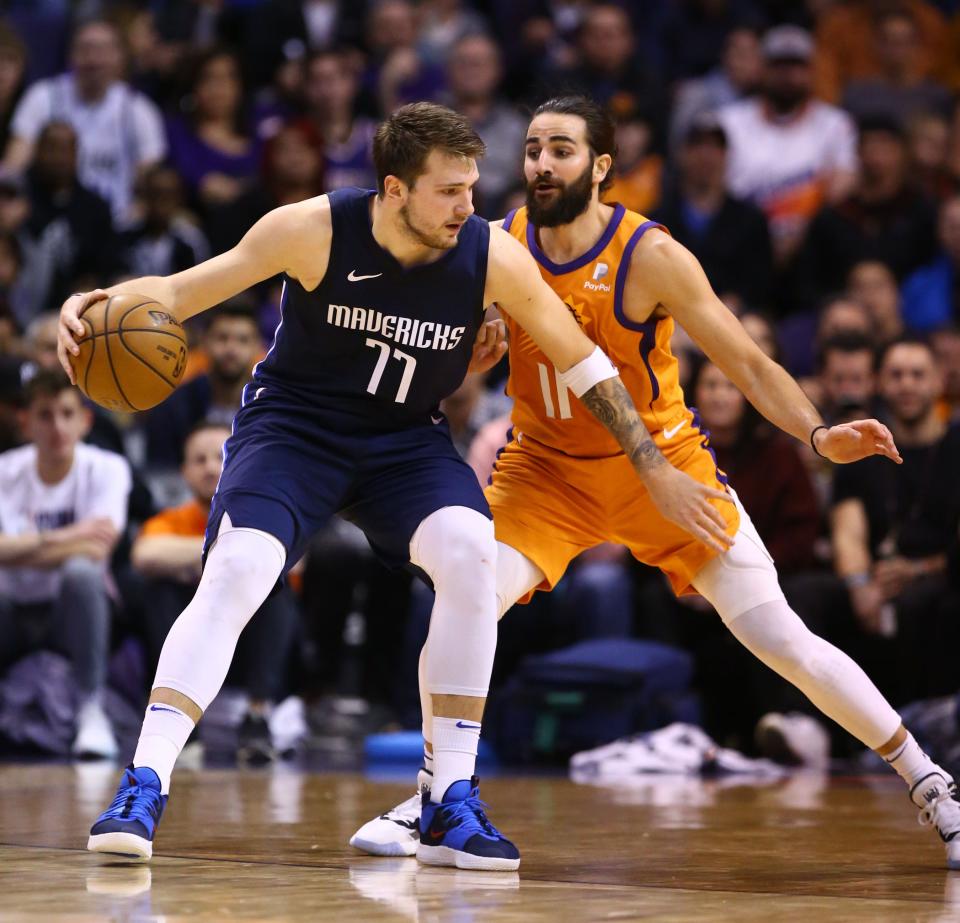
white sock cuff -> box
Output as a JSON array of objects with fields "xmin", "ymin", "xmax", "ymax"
[
  {"xmin": 428, "ymin": 683, "xmax": 490, "ymax": 697},
  {"xmin": 433, "ymin": 716, "xmax": 481, "ymax": 755}
]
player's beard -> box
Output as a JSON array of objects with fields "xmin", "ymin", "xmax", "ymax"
[
  {"xmin": 399, "ymin": 202, "xmax": 457, "ymax": 251},
  {"xmin": 526, "ymin": 160, "xmax": 594, "ymax": 228}
]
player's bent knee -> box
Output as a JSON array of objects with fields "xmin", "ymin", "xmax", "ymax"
[
  {"xmin": 410, "ymin": 506, "xmax": 496, "ymax": 583},
  {"xmin": 198, "ymin": 529, "xmax": 286, "ymax": 617}
]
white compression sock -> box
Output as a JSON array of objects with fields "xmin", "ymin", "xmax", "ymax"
[
  {"xmin": 133, "ymin": 704, "xmax": 195, "ymax": 795},
  {"xmin": 431, "ymin": 717, "xmax": 480, "ymax": 798},
  {"xmin": 409, "ymin": 507, "xmax": 498, "ymax": 801},
  {"xmin": 885, "ymin": 732, "xmax": 949, "ymax": 789},
  {"xmin": 139, "ymin": 518, "xmax": 285, "ymax": 793}
]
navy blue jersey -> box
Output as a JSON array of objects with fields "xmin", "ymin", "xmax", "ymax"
[{"xmin": 251, "ymin": 187, "xmax": 489, "ymax": 429}]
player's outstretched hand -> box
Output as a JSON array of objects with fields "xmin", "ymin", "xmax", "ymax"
[
  {"xmin": 814, "ymin": 419, "xmax": 902, "ymax": 465},
  {"xmin": 468, "ymin": 319, "xmax": 508, "ymax": 375},
  {"xmin": 645, "ymin": 466, "xmax": 736, "ymax": 554},
  {"xmin": 57, "ymin": 289, "xmax": 109, "ymax": 383}
]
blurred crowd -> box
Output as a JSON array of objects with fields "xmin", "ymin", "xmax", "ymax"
[{"xmin": 0, "ymin": 0, "xmax": 959, "ymax": 767}]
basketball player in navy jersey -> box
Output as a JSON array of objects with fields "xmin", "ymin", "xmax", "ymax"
[{"xmin": 58, "ymin": 103, "xmax": 728, "ymax": 871}]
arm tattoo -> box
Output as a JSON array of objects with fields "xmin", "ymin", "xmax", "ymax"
[{"xmin": 581, "ymin": 377, "xmax": 667, "ymax": 474}]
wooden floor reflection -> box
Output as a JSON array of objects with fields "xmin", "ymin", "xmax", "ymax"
[{"xmin": 1, "ymin": 763, "xmax": 959, "ymax": 921}]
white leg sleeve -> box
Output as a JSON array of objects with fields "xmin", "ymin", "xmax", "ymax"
[
  {"xmin": 152, "ymin": 514, "xmax": 286, "ymax": 712},
  {"xmin": 692, "ymin": 500, "xmax": 900, "ymax": 750},
  {"xmin": 410, "ymin": 506, "xmax": 498, "ymax": 699}
]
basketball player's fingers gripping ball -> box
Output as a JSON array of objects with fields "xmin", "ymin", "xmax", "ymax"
[
  {"xmin": 68, "ymin": 292, "xmax": 188, "ymax": 413},
  {"xmin": 59, "ymin": 289, "xmax": 108, "ymax": 381}
]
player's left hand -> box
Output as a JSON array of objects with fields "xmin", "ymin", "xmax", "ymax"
[
  {"xmin": 468, "ymin": 319, "xmax": 508, "ymax": 375},
  {"xmin": 814, "ymin": 420, "xmax": 902, "ymax": 465}
]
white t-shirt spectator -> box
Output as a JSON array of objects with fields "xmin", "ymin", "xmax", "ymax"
[
  {"xmin": 10, "ymin": 74, "xmax": 167, "ymax": 223},
  {"xmin": 0, "ymin": 442, "xmax": 131, "ymax": 603},
  {"xmin": 718, "ymin": 98, "xmax": 856, "ymax": 246}
]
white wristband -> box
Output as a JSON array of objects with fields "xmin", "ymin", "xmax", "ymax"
[{"xmin": 556, "ymin": 345, "xmax": 618, "ymax": 398}]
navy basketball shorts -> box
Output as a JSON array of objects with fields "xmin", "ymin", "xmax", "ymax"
[{"xmin": 204, "ymin": 400, "xmax": 490, "ymax": 575}]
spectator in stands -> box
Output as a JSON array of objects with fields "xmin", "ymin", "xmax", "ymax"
[
  {"xmin": 145, "ymin": 299, "xmax": 261, "ymax": 470},
  {"xmin": 816, "ymin": 331, "xmax": 878, "ymax": 424},
  {"xmin": 814, "ymin": 0, "xmax": 947, "ymax": 104},
  {"xmin": 443, "ymin": 33, "xmax": 525, "ymax": 219},
  {"xmin": 654, "ymin": 112, "xmax": 773, "ymax": 309},
  {"xmin": 3, "ymin": 19, "xmax": 166, "ymax": 225},
  {"xmin": 669, "ymin": 25, "xmax": 763, "ymax": 152},
  {"xmin": 131, "ymin": 421, "xmax": 299, "ymax": 762},
  {"xmin": 718, "ymin": 25, "xmax": 857, "ymax": 266},
  {"xmin": 418, "ymin": 0, "xmax": 488, "ymax": 66},
  {"xmin": 0, "ymin": 370, "xmax": 131, "ymax": 758},
  {"xmin": 439, "ymin": 372, "xmax": 510, "ymax": 459},
  {"xmin": 901, "ymin": 194, "xmax": 960, "ymax": 331},
  {"xmin": 167, "ymin": 48, "xmax": 261, "ymax": 214},
  {"xmin": 847, "ymin": 260, "xmax": 904, "ymax": 343},
  {"xmin": 604, "ymin": 111, "xmax": 663, "ymax": 216},
  {"xmin": 206, "ymin": 120, "xmax": 323, "ymax": 255},
  {"xmin": 797, "ymin": 117, "xmax": 937, "ymax": 301},
  {"xmin": 120, "ymin": 165, "xmax": 210, "ymax": 277},
  {"xmin": 14, "ymin": 120, "xmax": 119, "ymax": 329},
  {"xmin": 906, "ymin": 111, "xmax": 957, "ymax": 202},
  {"xmin": 842, "ymin": 9, "xmax": 952, "ymax": 126},
  {"xmin": 818, "ymin": 295, "xmax": 873, "ymax": 343},
  {"xmin": 0, "ymin": 23, "xmax": 26, "ymax": 157},
  {"xmin": 693, "ymin": 359, "xmax": 820, "ymax": 575},
  {"xmin": 553, "ymin": 3, "xmax": 665, "ymax": 131},
  {"xmin": 365, "ymin": 0, "xmax": 446, "ymax": 116},
  {"xmin": 301, "ymin": 50, "xmax": 376, "ymax": 193},
  {"xmin": 931, "ymin": 324, "xmax": 960, "ymax": 422}
]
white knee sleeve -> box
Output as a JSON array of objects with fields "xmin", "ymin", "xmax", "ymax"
[
  {"xmin": 495, "ymin": 541, "xmax": 545, "ymax": 619},
  {"xmin": 692, "ymin": 492, "xmax": 785, "ymax": 625},
  {"xmin": 153, "ymin": 514, "xmax": 286, "ymax": 712},
  {"xmin": 410, "ymin": 506, "xmax": 497, "ymax": 699},
  {"xmin": 727, "ymin": 601, "xmax": 901, "ymax": 750}
]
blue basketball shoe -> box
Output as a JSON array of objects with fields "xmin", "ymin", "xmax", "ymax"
[
  {"xmin": 416, "ymin": 777, "xmax": 520, "ymax": 871},
  {"xmin": 87, "ymin": 766, "xmax": 167, "ymax": 860}
]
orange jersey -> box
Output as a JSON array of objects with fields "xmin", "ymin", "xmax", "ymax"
[
  {"xmin": 141, "ymin": 500, "xmax": 208, "ymax": 537},
  {"xmin": 501, "ymin": 203, "xmax": 696, "ymax": 460}
]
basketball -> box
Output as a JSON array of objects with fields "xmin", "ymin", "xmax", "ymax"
[{"xmin": 69, "ymin": 293, "xmax": 187, "ymax": 413}]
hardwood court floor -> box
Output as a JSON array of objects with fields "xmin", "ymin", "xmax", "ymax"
[{"xmin": 1, "ymin": 763, "xmax": 958, "ymax": 921}]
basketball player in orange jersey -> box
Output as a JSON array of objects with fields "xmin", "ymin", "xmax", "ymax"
[{"xmin": 353, "ymin": 96, "xmax": 960, "ymax": 870}]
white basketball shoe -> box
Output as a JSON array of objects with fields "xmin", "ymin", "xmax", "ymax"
[
  {"xmin": 350, "ymin": 769, "xmax": 431, "ymax": 857},
  {"xmin": 911, "ymin": 771, "xmax": 960, "ymax": 870}
]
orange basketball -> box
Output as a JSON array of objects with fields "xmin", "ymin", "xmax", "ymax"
[{"xmin": 69, "ymin": 293, "xmax": 187, "ymax": 412}]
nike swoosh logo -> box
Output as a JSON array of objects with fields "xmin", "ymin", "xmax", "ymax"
[
  {"xmin": 348, "ymin": 270, "xmax": 383, "ymax": 282},
  {"xmin": 455, "ymin": 721, "xmax": 481, "ymax": 730},
  {"xmin": 662, "ymin": 421, "xmax": 685, "ymax": 440},
  {"xmin": 149, "ymin": 704, "xmax": 181, "ymax": 714}
]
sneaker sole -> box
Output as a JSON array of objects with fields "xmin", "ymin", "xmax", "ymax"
[
  {"xmin": 349, "ymin": 833, "xmax": 417, "ymax": 857},
  {"xmin": 416, "ymin": 843, "xmax": 520, "ymax": 871},
  {"xmin": 87, "ymin": 832, "xmax": 152, "ymax": 860}
]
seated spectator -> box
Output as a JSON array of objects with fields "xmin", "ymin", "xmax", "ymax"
[
  {"xmin": 692, "ymin": 359, "xmax": 820, "ymax": 576},
  {"xmin": 15, "ymin": 120, "xmax": 119, "ymax": 328},
  {"xmin": 796, "ymin": 117, "xmax": 937, "ymax": 302},
  {"xmin": 167, "ymin": 48, "xmax": 261, "ymax": 215},
  {"xmin": 364, "ymin": 0, "xmax": 446, "ymax": 116},
  {"xmin": 205, "ymin": 119, "xmax": 324, "ymax": 256},
  {"xmin": 131, "ymin": 422, "xmax": 299, "ymax": 762},
  {"xmin": 815, "ymin": 331, "xmax": 879, "ymax": 424},
  {"xmin": 842, "ymin": 9, "xmax": 953, "ymax": 126},
  {"xmin": 719, "ymin": 26, "xmax": 857, "ymax": 268},
  {"xmin": 145, "ymin": 299, "xmax": 262, "ymax": 471},
  {"xmin": 814, "ymin": 0, "xmax": 947, "ymax": 104},
  {"xmin": 0, "ymin": 370, "xmax": 131, "ymax": 758},
  {"xmin": 669, "ymin": 25, "xmax": 762, "ymax": 153},
  {"xmin": 443, "ymin": 33, "xmax": 526, "ymax": 219},
  {"xmin": 906, "ymin": 110, "xmax": 958, "ymax": 202},
  {"xmin": 120, "ymin": 165, "xmax": 209, "ymax": 277},
  {"xmin": 818, "ymin": 295, "xmax": 872, "ymax": 343},
  {"xmin": 654, "ymin": 113, "xmax": 773, "ymax": 310},
  {"xmin": 901, "ymin": 194, "xmax": 960, "ymax": 331},
  {"xmin": 846, "ymin": 259, "xmax": 905, "ymax": 343},
  {"xmin": 0, "ymin": 23, "xmax": 26, "ymax": 155},
  {"xmin": 825, "ymin": 337, "xmax": 960, "ymax": 704},
  {"xmin": 551, "ymin": 4, "xmax": 665, "ymax": 133},
  {"xmin": 417, "ymin": 0, "xmax": 488, "ymax": 66},
  {"xmin": 300, "ymin": 50, "xmax": 376, "ymax": 193},
  {"xmin": 604, "ymin": 112, "xmax": 663, "ymax": 217},
  {"xmin": 931, "ymin": 324, "xmax": 960, "ymax": 422},
  {"xmin": 3, "ymin": 19, "xmax": 166, "ymax": 225}
]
